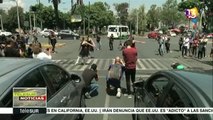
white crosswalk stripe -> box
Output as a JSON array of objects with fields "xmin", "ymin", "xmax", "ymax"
[{"xmin": 52, "ymin": 58, "xmax": 195, "ymax": 71}]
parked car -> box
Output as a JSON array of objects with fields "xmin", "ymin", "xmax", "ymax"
[
  {"xmin": 57, "ymin": 30, "xmax": 80, "ymax": 40},
  {"xmin": 148, "ymin": 32, "xmax": 160, "ymax": 39},
  {"xmin": 40, "ymin": 29, "xmax": 58, "ymax": 38},
  {"xmin": 169, "ymin": 31, "xmax": 176, "ymax": 37},
  {"xmin": 0, "ymin": 30, "xmax": 12, "ymax": 37},
  {"xmin": 134, "ymin": 70, "xmax": 213, "ymax": 120},
  {"xmin": 207, "ymin": 33, "xmax": 213, "ymax": 38},
  {"xmin": 0, "ymin": 58, "xmax": 86, "ymax": 120}
]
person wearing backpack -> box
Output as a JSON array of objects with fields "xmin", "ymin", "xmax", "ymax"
[{"xmin": 106, "ymin": 57, "xmax": 125, "ymax": 98}]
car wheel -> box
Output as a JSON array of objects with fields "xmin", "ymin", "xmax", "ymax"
[
  {"xmin": 75, "ymin": 93, "xmax": 86, "ymax": 120},
  {"xmin": 132, "ymin": 92, "xmax": 140, "ymax": 120}
]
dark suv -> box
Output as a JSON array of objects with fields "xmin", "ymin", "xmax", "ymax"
[
  {"xmin": 134, "ymin": 70, "xmax": 213, "ymax": 120},
  {"xmin": 0, "ymin": 58, "xmax": 86, "ymax": 120}
]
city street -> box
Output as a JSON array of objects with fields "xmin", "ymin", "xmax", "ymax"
[{"xmin": 38, "ymin": 35, "xmax": 213, "ymax": 120}]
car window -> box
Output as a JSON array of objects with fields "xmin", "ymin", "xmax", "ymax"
[
  {"xmin": 42, "ymin": 65, "xmax": 70, "ymax": 92},
  {"xmin": 146, "ymin": 76, "xmax": 169, "ymax": 101},
  {"xmin": 162, "ymin": 85, "xmax": 198, "ymax": 120}
]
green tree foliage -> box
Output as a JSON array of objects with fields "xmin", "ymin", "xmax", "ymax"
[
  {"xmin": 161, "ymin": 0, "xmax": 183, "ymax": 27},
  {"xmin": 3, "ymin": 6, "xmax": 24, "ymax": 32},
  {"xmin": 74, "ymin": 2, "xmax": 115, "ymax": 31},
  {"xmin": 114, "ymin": 2, "xmax": 129, "ymax": 25},
  {"xmin": 129, "ymin": 5, "xmax": 147, "ymax": 34},
  {"xmin": 146, "ymin": 5, "xmax": 161, "ymax": 30},
  {"xmin": 49, "ymin": 0, "xmax": 61, "ymax": 29}
]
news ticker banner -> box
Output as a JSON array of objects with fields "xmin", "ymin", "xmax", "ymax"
[
  {"xmin": 12, "ymin": 87, "xmax": 47, "ymax": 114},
  {"xmin": 0, "ymin": 108, "xmax": 213, "ymax": 114}
]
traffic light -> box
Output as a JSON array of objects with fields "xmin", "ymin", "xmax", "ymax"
[{"xmin": 0, "ymin": 0, "xmax": 3, "ymax": 3}]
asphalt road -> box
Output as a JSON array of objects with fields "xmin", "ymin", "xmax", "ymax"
[{"xmin": 37, "ymin": 35, "xmax": 212, "ymax": 120}]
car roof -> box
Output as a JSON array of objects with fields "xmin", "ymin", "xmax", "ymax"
[
  {"xmin": 0, "ymin": 58, "xmax": 53, "ymax": 96},
  {"xmin": 166, "ymin": 70, "xmax": 213, "ymax": 104}
]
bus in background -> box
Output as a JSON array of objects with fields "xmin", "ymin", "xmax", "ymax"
[{"xmin": 107, "ymin": 25, "xmax": 130, "ymax": 38}]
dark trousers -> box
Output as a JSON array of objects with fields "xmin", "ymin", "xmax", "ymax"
[
  {"xmin": 107, "ymin": 78, "xmax": 121, "ymax": 89},
  {"xmin": 198, "ymin": 51, "xmax": 203, "ymax": 59},
  {"xmin": 125, "ymin": 68, "xmax": 136, "ymax": 94},
  {"xmin": 192, "ymin": 46, "xmax": 198, "ymax": 57},
  {"xmin": 51, "ymin": 42, "xmax": 56, "ymax": 52},
  {"xmin": 179, "ymin": 44, "xmax": 182, "ymax": 51},
  {"xmin": 202, "ymin": 47, "xmax": 206, "ymax": 57},
  {"xmin": 109, "ymin": 42, "xmax": 113, "ymax": 50},
  {"xmin": 165, "ymin": 43, "xmax": 170, "ymax": 53},
  {"xmin": 182, "ymin": 46, "xmax": 187, "ymax": 56}
]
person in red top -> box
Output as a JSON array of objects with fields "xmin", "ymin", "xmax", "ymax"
[{"xmin": 122, "ymin": 40, "xmax": 138, "ymax": 98}]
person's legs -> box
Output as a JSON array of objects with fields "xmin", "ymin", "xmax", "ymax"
[
  {"xmin": 125, "ymin": 69, "xmax": 131, "ymax": 95},
  {"xmin": 89, "ymin": 83, "xmax": 99, "ymax": 95}
]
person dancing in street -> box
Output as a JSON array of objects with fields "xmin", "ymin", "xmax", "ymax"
[{"xmin": 75, "ymin": 37, "xmax": 95, "ymax": 65}]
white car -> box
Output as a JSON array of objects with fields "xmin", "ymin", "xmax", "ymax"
[
  {"xmin": 0, "ymin": 30, "xmax": 12, "ymax": 37},
  {"xmin": 40, "ymin": 29, "xmax": 58, "ymax": 37},
  {"xmin": 169, "ymin": 31, "xmax": 176, "ymax": 37}
]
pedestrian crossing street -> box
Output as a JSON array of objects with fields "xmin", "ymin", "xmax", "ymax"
[{"xmin": 52, "ymin": 58, "xmax": 201, "ymax": 71}]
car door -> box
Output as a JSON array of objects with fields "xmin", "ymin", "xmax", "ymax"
[
  {"xmin": 138, "ymin": 75, "xmax": 171, "ymax": 120},
  {"xmin": 158, "ymin": 84, "xmax": 199, "ymax": 120},
  {"xmin": 40, "ymin": 65, "xmax": 81, "ymax": 120}
]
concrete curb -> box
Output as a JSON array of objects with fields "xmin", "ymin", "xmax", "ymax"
[{"xmin": 41, "ymin": 43, "xmax": 66, "ymax": 48}]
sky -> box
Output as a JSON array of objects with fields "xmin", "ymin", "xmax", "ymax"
[{"xmin": 0, "ymin": 0, "xmax": 181, "ymax": 13}]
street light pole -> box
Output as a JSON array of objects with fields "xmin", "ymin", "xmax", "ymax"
[
  {"xmin": 16, "ymin": 0, "xmax": 21, "ymax": 33},
  {"xmin": 0, "ymin": 15, "xmax": 3, "ymax": 31}
]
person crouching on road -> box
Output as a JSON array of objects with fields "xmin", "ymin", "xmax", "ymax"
[
  {"xmin": 82, "ymin": 64, "xmax": 99, "ymax": 99},
  {"xmin": 106, "ymin": 56, "xmax": 125, "ymax": 98}
]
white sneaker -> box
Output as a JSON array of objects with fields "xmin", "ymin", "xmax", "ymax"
[
  {"xmin": 128, "ymin": 95, "xmax": 132, "ymax": 99},
  {"xmin": 123, "ymin": 93, "xmax": 128, "ymax": 97},
  {"xmin": 116, "ymin": 92, "xmax": 121, "ymax": 98},
  {"xmin": 116, "ymin": 88, "xmax": 121, "ymax": 98}
]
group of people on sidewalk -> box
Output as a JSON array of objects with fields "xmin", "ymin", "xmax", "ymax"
[
  {"xmin": 179, "ymin": 33, "xmax": 209, "ymax": 59},
  {"xmin": 82, "ymin": 36, "xmax": 138, "ymax": 99}
]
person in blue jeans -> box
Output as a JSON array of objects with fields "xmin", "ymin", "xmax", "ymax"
[{"xmin": 82, "ymin": 64, "xmax": 99, "ymax": 99}]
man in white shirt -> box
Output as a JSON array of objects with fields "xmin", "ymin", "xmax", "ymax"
[
  {"xmin": 182, "ymin": 35, "xmax": 189, "ymax": 57},
  {"xmin": 32, "ymin": 46, "xmax": 52, "ymax": 60}
]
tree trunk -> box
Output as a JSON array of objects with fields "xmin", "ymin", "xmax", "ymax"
[{"xmin": 53, "ymin": 0, "xmax": 59, "ymax": 30}]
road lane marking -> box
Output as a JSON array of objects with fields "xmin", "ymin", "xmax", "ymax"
[
  {"xmin": 147, "ymin": 59, "xmax": 161, "ymax": 70},
  {"xmin": 103, "ymin": 94, "xmax": 110, "ymax": 120}
]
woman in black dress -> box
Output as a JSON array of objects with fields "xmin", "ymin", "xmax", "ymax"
[{"xmin": 75, "ymin": 37, "xmax": 94, "ymax": 65}]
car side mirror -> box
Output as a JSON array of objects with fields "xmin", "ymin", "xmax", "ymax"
[{"xmin": 70, "ymin": 74, "xmax": 81, "ymax": 83}]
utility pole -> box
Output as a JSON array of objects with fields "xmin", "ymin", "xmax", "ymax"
[
  {"xmin": 88, "ymin": 1, "xmax": 90, "ymax": 35},
  {"xmin": 0, "ymin": 15, "xmax": 3, "ymax": 31},
  {"xmin": 136, "ymin": 10, "xmax": 139, "ymax": 35},
  {"xmin": 16, "ymin": 0, "xmax": 21, "ymax": 33},
  {"xmin": 29, "ymin": 13, "xmax": 32, "ymax": 31}
]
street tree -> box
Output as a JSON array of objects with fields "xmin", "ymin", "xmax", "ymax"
[
  {"xmin": 161, "ymin": 0, "xmax": 183, "ymax": 27},
  {"xmin": 48, "ymin": 0, "xmax": 61, "ymax": 30},
  {"xmin": 146, "ymin": 5, "xmax": 161, "ymax": 30},
  {"xmin": 114, "ymin": 2, "xmax": 129, "ymax": 25},
  {"xmin": 129, "ymin": 5, "xmax": 147, "ymax": 35},
  {"xmin": 4, "ymin": 6, "xmax": 24, "ymax": 32}
]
